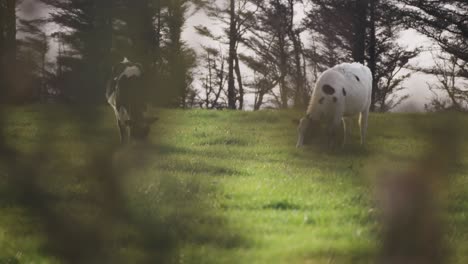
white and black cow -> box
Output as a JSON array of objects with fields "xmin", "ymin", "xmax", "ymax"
[
  {"xmin": 296, "ymin": 62, "xmax": 372, "ymax": 147},
  {"xmin": 106, "ymin": 58, "xmax": 157, "ymax": 143}
]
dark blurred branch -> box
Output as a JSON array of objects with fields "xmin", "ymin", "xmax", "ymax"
[{"xmin": 376, "ymin": 112, "xmax": 461, "ymax": 264}]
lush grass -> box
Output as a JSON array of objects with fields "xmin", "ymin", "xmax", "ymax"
[{"xmin": 0, "ymin": 105, "xmax": 467, "ymax": 264}]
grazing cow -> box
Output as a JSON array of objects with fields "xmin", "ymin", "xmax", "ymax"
[
  {"xmin": 296, "ymin": 62, "xmax": 372, "ymax": 148},
  {"xmin": 106, "ymin": 58, "xmax": 157, "ymax": 143}
]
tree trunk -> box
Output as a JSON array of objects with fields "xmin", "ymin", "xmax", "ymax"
[
  {"xmin": 0, "ymin": 1, "xmax": 5, "ymax": 101},
  {"xmin": 291, "ymin": 34, "xmax": 306, "ymax": 109},
  {"xmin": 128, "ymin": 0, "xmax": 154, "ymax": 70},
  {"xmin": 227, "ymin": 0, "xmax": 237, "ymax": 109},
  {"xmin": 254, "ymin": 90, "xmax": 265, "ymax": 111},
  {"xmin": 368, "ymin": 0, "xmax": 378, "ymax": 111},
  {"xmin": 3, "ymin": 0, "xmax": 16, "ymax": 101},
  {"xmin": 279, "ymin": 41, "xmax": 288, "ymax": 109},
  {"xmin": 287, "ymin": 0, "xmax": 306, "ymax": 109},
  {"xmin": 41, "ymin": 34, "xmax": 47, "ymax": 101},
  {"xmin": 94, "ymin": 0, "xmax": 114, "ymax": 103},
  {"xmin": 352, "ymin": 0, "xmax": 368, "ymax": 63},
  {"xmin": 234, "ymin": 53, "xmax": 243, "ymax": 110}
]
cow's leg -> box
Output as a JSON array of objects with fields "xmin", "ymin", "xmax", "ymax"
[
  {"xmin": 118, "ymin": 120, "xmax": 128, "ymax": 144},
  {"xmin": 359, "ymin": 110, "xmax": 369, "ymax": 145},
  {"xmin": 341, "ymin": 117, "xmax": 348, "ymax": 147}
]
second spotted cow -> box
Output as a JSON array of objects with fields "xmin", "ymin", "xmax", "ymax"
[{"xmin": 296, "ymin": 62, "xmax": 372, "ymax": 147}]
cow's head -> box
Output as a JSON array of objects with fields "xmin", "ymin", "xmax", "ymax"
[
  {"xmin": 126, "ymin": 117, "xmax": 158, "ymax": 140},
  {"xmin": 296, "ymin": 116, "xmax": 319, "ymax": 148},
  {"xmin": 111, "ymin": 57, "xmax": 143, "ymax": 79}
]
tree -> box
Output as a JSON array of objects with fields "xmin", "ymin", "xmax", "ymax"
[
  {"xmin": 0, "ymin": 0, "xmax": 18, "ymax": 102},
  {"xmin": 373, "ymin": 48, "xmax": 418, "ymax": 112},
  {"xmin": 424, "ymin": 53, "xmax": 468, "ymax": 112},
  {"xmin": 399, "ymin": 0, "xmax": 468, "ymax": 69},
  {"xmin": 286, "ymin": 0, "xmax": 308, "ymax": 108},
  {"xmin": 127, "ymin": 0, "xmax": 204, "ymax": 108},
  {"xmin": 196, "ymin": 46, "xmax": 228, "ymax": 109},
  {"xmin": 227, "ymin": 0, "xmax": 237, "ymax": 109},
  {"xmin": 305, "ymin": 0, "xmax": 418, "ymax": 111},
  {"xmin": 257, "ymin": 0, "xmax": 292, "ymax": 108},
  {"xmin": 162, "ymin": 0, "xmax": 196, "ymax": 108},
  {"xmin": 305, "ymin": 0, "xmax": 363, "ymax": 65},
  {"xmin": 398, "ymin": 0, "xmax": 468, "ymax": 111},
  {"xmin": 16, "ymin": 18, "xmax": 50, "ymax": 101},
  {"xmin": 41, "ymin": 0, "xmax": 114, "ymax": 103},
  {"xmin": 352, "ymin": 0, "xmax": 368, "ymax": 63},
  {"xmin": 197, "ymin": 0, "xmax": 255, "ymax": 110},
  {"xmin": 239, "ymin": 53, "xmax": 281, "ymax": 110},
  {"xmin": 367, "ymin": 0, "xmax": 419, "ymax": 111},
  {"xmin": 236, "ymin": 0, "xmax": 298, "ymax": 109}
]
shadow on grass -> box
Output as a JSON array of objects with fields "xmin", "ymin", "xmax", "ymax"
[
  {"xmin": 263, "ymin": 200, "xmax": 300, "ymax": 210},
  {"xmin": 201, "ymin": 137, "xmax": 250, "ymax": 146}
]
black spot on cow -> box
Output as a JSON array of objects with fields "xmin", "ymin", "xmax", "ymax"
[
  {"xmin": 342, "ymin": 88, "xmax": 347, "ymax": 96},
  {"xmin": 354, "ymin": 75, "xmax": 360, "ymax": 82},
  {"xmin": 319, "ymin": 97, "xmax": 325, "ymax": 104},
  {"xmin": 322, "ymin": 84, "xmax": 335, "ymax": 95},
  {"xmin": 333, "ymin": 97, "xmax": 338, "ymax": 103}
]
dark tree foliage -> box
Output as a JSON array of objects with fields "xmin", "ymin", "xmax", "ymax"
[
  {"xmin": 159, "ymin": 0, "xmax": 198, "ymax": 108},
  {"xmin": 196, "ymin": 46, "xmax": 228, "ymax": 109},
  {"xmin": 399, "ymin": 0, "xmax": 468, "ymax": 70},
  {"xmin": 286, "ymin": 0, "xmax": 308, "ymax": 109},
  {"xmin": 16, "ymin": 18, "xmax": 51, "ymax": 102},
  {"xmin": 197, "ymin": 0, "xmax": 254, "ymax": 110},
  {"xmin": 305, "ymin": 0, "xmax": 357, "ymax": 67},
  {"xmin": 256, "ymin": 0, "xmax": 291, "ymax": 108},
  {"xmin": 305, "ymin": 0, "xmax": 418, "ymax": 111},
  {"xmin": 227, "ymin": 0, "xmax": 237, "ymax": 109},
  {"xmin": 399, "ymin": 0, "xmax": 468, "ymax": 111},
  {"xmin": 238, "ymin": 0, "xmax": 308, "ymax": 109},
  {"xmin": 0, "ymin": 0, "xmax": 18, "ymax": 102},
  {"xmin": 40, "ymin": 0, "xmax": 200, "ymax": 106},
  {"xmin": 424, "ymin": 53, "xmax": 468, "ymax": 112},
  {"xmin": 239, "ymin": 52, "xmax": 282, "ymax": 110},
  {"xmin": 368, "ymin": 0, "xmax": 419, "ymax": 111},
  {"xmin": 41, "ymin": 0, "xmax": 114, "ymax": 103}
]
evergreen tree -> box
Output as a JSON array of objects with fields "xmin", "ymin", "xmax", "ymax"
[
  {"xmin": 399, "ymin": 0, "xmax": 468, "ymax": 68},
  {"xmin": 305, "ymin": 0, "xmax": 418, "ymax": 111},
  {"xmin": 0, "ymin": 0, "xmax": 18, "ymax": 101},
  {"xmin": 367, "ymin": 0, "xmax": 419, "ymax": 111},
  {"xmin": 197, "ymin": 0, "xmax": 254, "ymax": 109},
  {"xmin": 41, "ymin": 0, "xmax": 114, "ymax": 103},
  {"xmin": 16, "ymin": 18, "xmax": 50, "ymax": 101}
]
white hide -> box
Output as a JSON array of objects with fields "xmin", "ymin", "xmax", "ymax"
[
  {"xmin": 107, "ymin": 61, "xmax": 142, "ymax": 122},
  {"xmin": 107, "ymin": 90, "xmax": 130, "ymax": 123},
  {"xmin": 106, "ymin": 59, "xmax": 142, "ymax": 139},
  {"xmin": 119, "ymin": 65, "xmax": 142, "ymax": 79},
  {"xmin": 297, "ymin": 62, "xmax": 372, "ymax": 147}
]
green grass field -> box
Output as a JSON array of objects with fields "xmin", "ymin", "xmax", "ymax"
[{"xmin": 0, "ymin": 105, "xmax": 467, "ymax": 264}]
